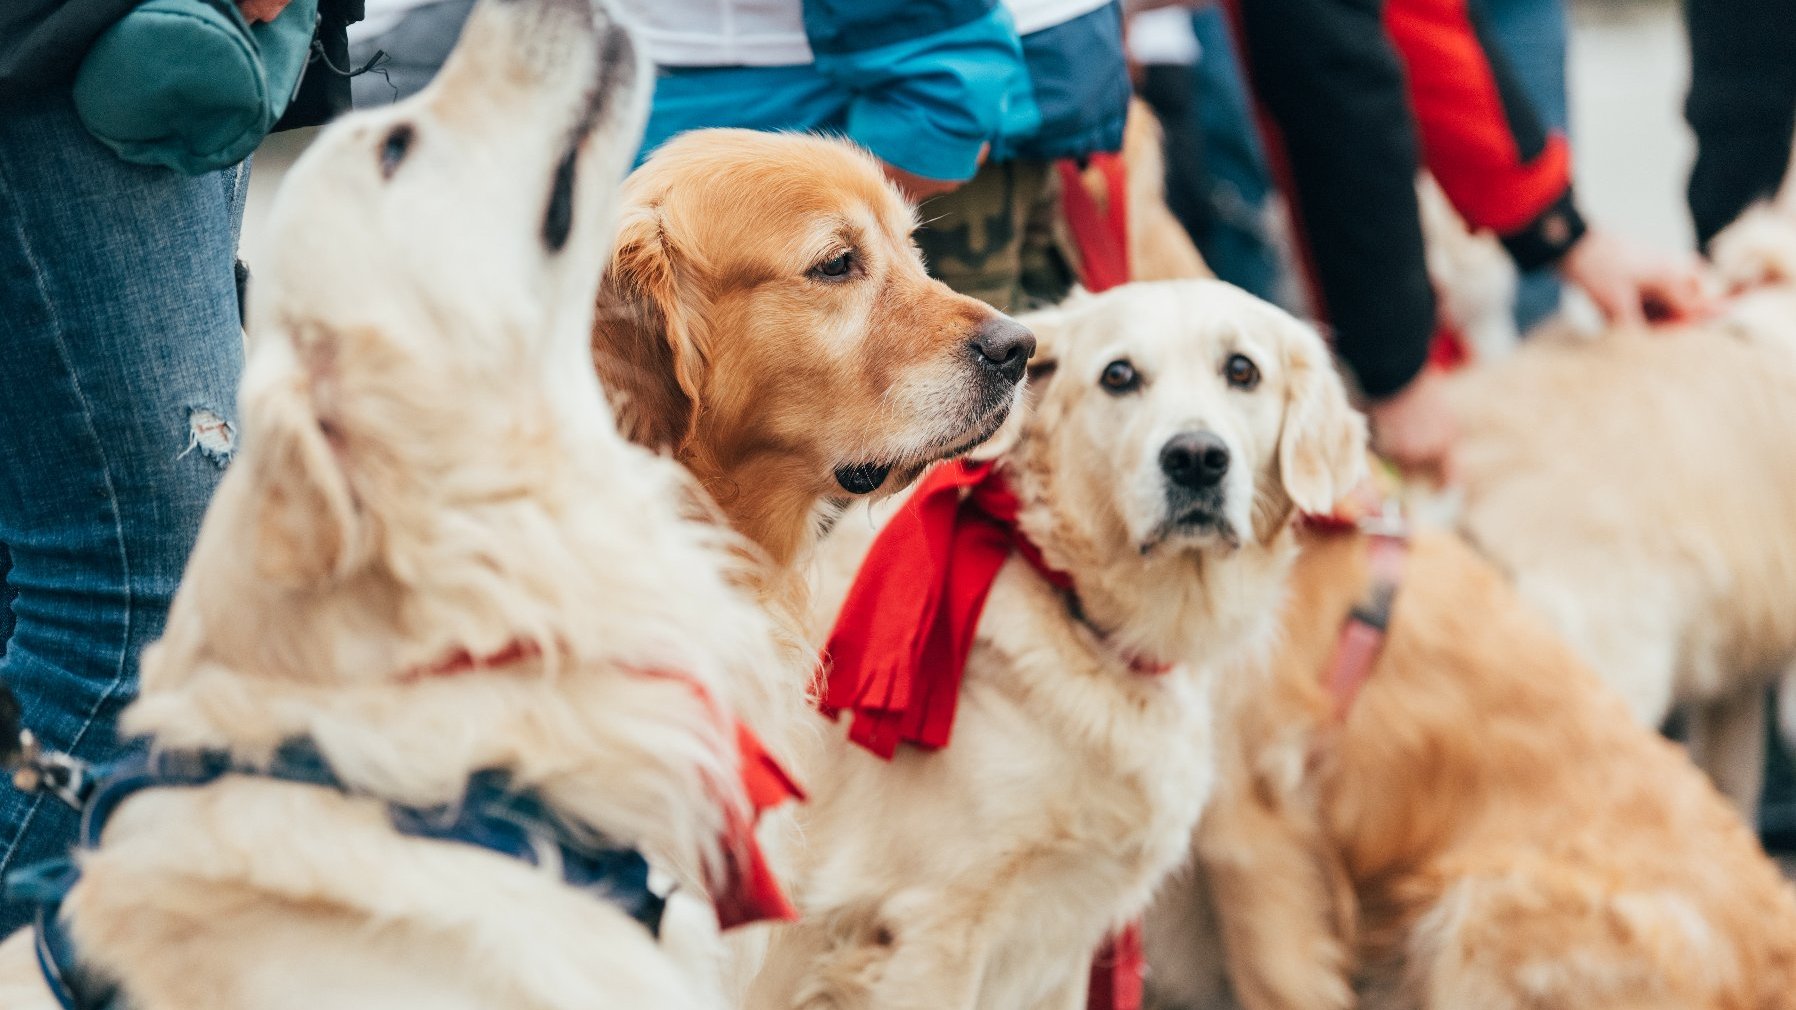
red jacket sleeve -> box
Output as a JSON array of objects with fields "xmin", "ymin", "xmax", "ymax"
[{"xmin": 1383, "ymin": 0, "xmax": 1587, "ymax": 268}]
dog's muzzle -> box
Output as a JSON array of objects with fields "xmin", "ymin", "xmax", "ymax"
[
  {"xmin": 1151, "ymin": 430, "xmax": 1238, "ymax": 549},
  {"xmin": 967, "ymin": 317, "xmax": 1036, "ymax": 386}
]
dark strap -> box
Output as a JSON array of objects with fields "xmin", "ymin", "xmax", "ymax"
[
  {"xmin": 9, "ymin": 740, "xmax": 666, "ymax": 1010},
  {"xmin": 8, "ymin": 860, "xmax": 109, "ymax": 1010}
]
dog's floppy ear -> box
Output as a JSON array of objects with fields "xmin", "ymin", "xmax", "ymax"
[
  {"xmin": 593, "ymin": 204, "xmax": 708, "ymax": 452},
  {"xmin": 244, "ymin": 359, "xmax": 365, "ymax": 586},
  {"xmin": 1277, "ymin": 321, "xmax": 1368, "ymax": 515}
]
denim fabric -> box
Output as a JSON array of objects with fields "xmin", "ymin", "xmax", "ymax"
[
  {"xmin": 1184, "ymin": 6, "xmax": 1283, "ymax": 305},
  {"xmin": 1477, "ymin": 0, "xmax": 1569, "ymax": 333},
  {"xmin": 0, "ymin": 91, "xmax": 246, "ymax": 937}
]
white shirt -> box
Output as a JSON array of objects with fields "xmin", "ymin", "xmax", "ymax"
[{"xmin": 612, "ymin": 0, "xmax": 1114, "ymax": 68}]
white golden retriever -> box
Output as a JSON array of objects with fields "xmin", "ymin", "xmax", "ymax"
[
  {"xmin": 1446, "ymin": 198, "xmax": 1796, "ymax": 813},
  {"xmin": 756, "ymin": 280, "xmax": 1365, "ymax": 1010},
  {"xmin": 0, "ymin": 2, "xmax": 793, "ymax": 1008}
]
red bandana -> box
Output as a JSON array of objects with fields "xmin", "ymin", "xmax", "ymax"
[
  {"xmin": 407, "ymin": 644, "xmax": 803, "ymax": 928},
  {"xmin": 819, "ymin": 459, "xmax": 1066, "ymax": 759},
  {"xmin": 822, "ymin": 460, "xmax": 1164, "ymax": 1010},
  {"xmin": 711, "ymin": 718, "xmax": 804, "ymax": 928}
]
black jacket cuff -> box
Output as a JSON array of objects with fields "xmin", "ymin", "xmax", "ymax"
[{"xmin": 1500, "ymin": 190, "xmax": 1588, "ymax": 271}]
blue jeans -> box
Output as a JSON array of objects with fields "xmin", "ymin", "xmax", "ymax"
[
  {"xmin": 1187, "ymin": 6, "xmax": 1284, "ymax": 306},
  {"xmin": 0, "ymin": 92, "xmax": 246, "ymax": 937},
  {"xmin": 1478, "ymin": 0, "xmax": 1570, "ymax": 333}
]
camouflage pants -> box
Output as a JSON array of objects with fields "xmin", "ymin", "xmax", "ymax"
[{"xmin": 913, "ymin": 158, "xmax": 1075, "ymax": 314}]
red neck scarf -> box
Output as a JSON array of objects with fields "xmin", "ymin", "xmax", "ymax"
[
  {"xmin": 820, "ymin": 457, "xmax": 1151, "ymax": 1010},
  {"xmin": 820, "ymin": 459, "xmax": 1175, "ymax": 758},
  {"xmin": 408, "ymin": 643, "xmax": 802, "ymax": 928},
  {"xmin": 712, "ymin": 718, "xmax": 803, "ymax": 927},
  {"xmin": 819, "ymin": 459, "xmax": 1066, "ymax": 759}
]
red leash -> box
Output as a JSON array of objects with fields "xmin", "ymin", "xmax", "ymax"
[
  {"xmin": 1057, "ymin": 153, "xmax": 1131, "ymax": 293},
  {"xmin": 1302, "ymin": 503, "xmax": 1410, "ymax": 721}
]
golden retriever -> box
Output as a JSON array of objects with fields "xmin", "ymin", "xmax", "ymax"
[
  {"xmin": 1147, "ymin": 525, "xmax": 1796, "ymax": 1010},
  {"xmin": 0, "ymin": 4, "xmax": 794, "ymax": 1007},
  {"xmin": 761, "ymin": 279, "xmax": 1365, "ymax": 1010},
  {"xmin": 1444, "ymin": 200, "xmax": 1796, "ymax": 813},
  {"xmin": 592, "ymin": 130, "xmax": 1034, "ymax": 598}
]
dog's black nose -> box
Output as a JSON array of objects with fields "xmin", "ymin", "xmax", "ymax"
[
  {"xmin": 1160, "ymin": 432, "xmax": 1230, "ymax": 490},
  {"xmin": 969, "ymin": 317, "xmax": 1035, "ymax": 384}
]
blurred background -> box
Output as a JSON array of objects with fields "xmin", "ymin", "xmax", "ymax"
[{"xmin": 241, "ymin": 0, "xmax": 1698, "ymax": 265}]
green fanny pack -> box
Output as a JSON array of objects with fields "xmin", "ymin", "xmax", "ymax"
[{"xmin": 72, "ymin": 0, "xmax": 320, "ymax": 175}]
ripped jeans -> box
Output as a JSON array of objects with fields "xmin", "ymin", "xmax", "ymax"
[{"xmin": 0, "ymin": 92, "xmax": 247, "ymax": 937}]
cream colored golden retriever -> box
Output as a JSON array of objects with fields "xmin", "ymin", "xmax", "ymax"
[
  {"xmin": 760, "ymin": 279, "xmax": 1364, "ymax": 1010},
  {"xmin": 1445, "ymin": 200, "xmax": 1796, "ymax": 813},
  {"xmin": 0, "ymin": 4, "xmax": 793, "ymax": 1007},
  {"xmin": 592, "ymin": 130, "xmax": 1033, "ymax": 593},
  {"xmin": 1147, "ymin": 526, "xmax": 1796, "ymax": 1010}
]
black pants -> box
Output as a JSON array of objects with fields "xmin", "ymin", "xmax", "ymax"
[{"xmin": 1685, "ymin": 0, "xmax": 1796, "ymax": 249}]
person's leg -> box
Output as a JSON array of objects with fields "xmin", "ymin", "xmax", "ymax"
[
  {"xmin": 1684, "ymin": 0, "xmax": 1796, "ymax": 250},
  {"xmin": 1137, "ymin": 62, "xmax": 1216, "ymax": 255},
  {"xmin": 1476, "ymin": 0, "xmax": 1568, "ymax": 332},
  {"xmin": 0, "ymin": 92, "xmax": 245, "ymax": 936},
  {"xmin": 1187, "ymin": 6, "xmax": 1285, "ymax": 305},
  {"xmin": 914, "ymin": 160, "xmax": 1035, "ymax": 313}
]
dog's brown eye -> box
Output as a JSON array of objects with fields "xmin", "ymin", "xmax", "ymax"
[
  {"xmin": 1224, "ymin": 353, "xmax": 1260, "ymax": 391},
  {"xmin": 1100, "ymin": 359, "xmax": 1140, "ymax": 394},
  {"xmin": 811, "ymin": 250, "xmax": 855, "ymax": 281}
]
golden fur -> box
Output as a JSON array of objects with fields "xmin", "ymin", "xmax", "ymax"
[
  {"xmin": 0, "ymin": 6, "xmax": 792, "ymax": 1007},
  {"xmin": 1445, "ymin": 203, "xmax": 1796, "ymax": 811},
  {"xmin": 591, "ymin": 130, "xmax": 1028, "ymax": 597},
  {"xmin": 1149, "ymin": 528, "xmax": 1796, "ymax": 1010},
  {"xmin": 768, "ymin": 280, "xmax": 1365, "ymax": 1010}
]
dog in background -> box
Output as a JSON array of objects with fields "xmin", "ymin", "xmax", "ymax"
[
  {"xmin": 1444, "ymin": 195, "xmax": 1796, "ymax": 814},
  {"xmin": 0, "ymin": 4, "xmax": 794, "ymax": 1007},
  {"xmin": 762, "ymin": 280, "xmax": 1364, "ymax": 1010},
  {"xmin": 1148, "ymin": 521, "xmax": 1796, "ymax": 1010}
]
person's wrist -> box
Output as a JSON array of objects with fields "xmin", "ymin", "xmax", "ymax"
[{"xmin": 1502, "ymin": 190, "xmax": 1589, "ymax": 272}]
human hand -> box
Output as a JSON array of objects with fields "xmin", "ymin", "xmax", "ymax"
[
  {"xmin": 238, "ymin": 0, "xmax": 294, "ymax": 21},
  {"xmin": 878, "ymin": 146, "xmax": 987, "ymax": 204},
  {"xmin": 1367, "ymin": 367, "xmax": 1458, "ymax": 484},
  {"xmin": 1558, "ymin": 228, "xmax": 1715, "ymax": 326}
]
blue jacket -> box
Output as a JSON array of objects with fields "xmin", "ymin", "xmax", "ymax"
[{"xmin": 633, "ymin": 0, "xmax": 1127, "ymax": 181}]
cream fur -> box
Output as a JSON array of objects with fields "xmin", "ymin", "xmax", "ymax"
[
  {"xmin": 755, "ymin": 280, "xmax": 1365, "ymax": 1010},
  {"xmin": 1445, "ymin": 204, "xmax": 1796, "ymax": 813},
  {"xmin": 0, "ymin": 4, "xmax": 793, "ymax": 1007}
]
